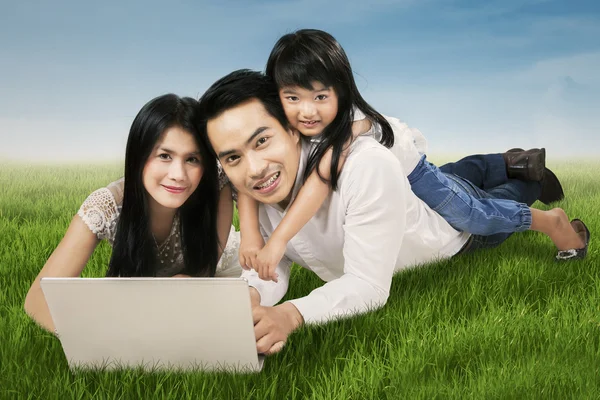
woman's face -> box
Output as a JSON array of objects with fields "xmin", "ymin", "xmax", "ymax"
[{"xmin": 142, "ymin": 126, "xmax": 204, "ymax": 212}]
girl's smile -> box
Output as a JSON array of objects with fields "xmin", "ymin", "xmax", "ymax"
[{"xmin": 279, "ymin": 82, "xmax": 338, "ymax": 137}]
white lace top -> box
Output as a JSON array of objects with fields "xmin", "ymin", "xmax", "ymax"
[{"xmin": 77, "ymin": 173, "xmax": 242, "ymax": 278}]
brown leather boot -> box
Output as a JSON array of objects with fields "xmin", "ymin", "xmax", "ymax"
[
  {"xmin": 502, "ymin": 148, "xmax": 546, "ymax": 181},
  {"xmin": 539, "ymin": 167, "xmax": 565, "ymax": 204}
]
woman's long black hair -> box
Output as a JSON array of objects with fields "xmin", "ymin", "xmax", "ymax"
[
  {"xmin": 106, "ymin": 94, "xmax": 220, "ymax": 277},
  {"xmin": 265, "ymin": 28, "xmax": 394, "ymax": 190}
]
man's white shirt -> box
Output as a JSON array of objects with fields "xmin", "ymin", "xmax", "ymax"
[{"xmin": 241, "ymin": 134, "xmax": 471, "ymax": 324}]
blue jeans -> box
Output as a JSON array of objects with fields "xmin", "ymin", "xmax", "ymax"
[{"xmin": 408, "ymin": 153, "xmax": 542, "ymax": 251}]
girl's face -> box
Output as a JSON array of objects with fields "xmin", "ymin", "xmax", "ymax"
[
  {"xmin": 142, "ymin": 126, "xmax": 204, "ymax": 213},
  {"xmin": 278, "ymin": 81, "xmax": 338, "ymax": 137}
]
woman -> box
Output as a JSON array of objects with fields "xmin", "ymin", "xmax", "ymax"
[{"xmin": 24, "ymin": 93, "xmax": 242, "ymax": 332}]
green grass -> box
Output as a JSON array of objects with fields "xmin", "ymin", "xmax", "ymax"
[{"xmin": 1, "ymin": 160, "xmax": 599, "ymax": 399}]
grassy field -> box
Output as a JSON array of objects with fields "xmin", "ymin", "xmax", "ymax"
[{"xmin": 1, "ymin": 160, "xmax": 598, "ymax": 399}]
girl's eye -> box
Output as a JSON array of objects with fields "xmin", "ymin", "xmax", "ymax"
[
  {"xmin": 187, "ymin": 157, "xmax": 200, "ymax": 164},
  {"xmin": 285, "ymin": 96, "xmax": 299, "ymax": 101},
  {"xmin": 316, "ymin": 94, "xmax": 327, "ymax": 101},
  {"xmin": 257, "ymin": 137, "xmax": 268, "ymax": 146},
  {"xmin": 158, "ymin": 153, "xmax": 171, "ymax": 160}
]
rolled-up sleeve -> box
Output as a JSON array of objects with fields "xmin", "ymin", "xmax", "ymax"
[
  {"xmin": 241, "ymin": 256, "xmax": 292, "ymax": 306},
  {"xmin": 288, "ymin": 146, "xmax": 408, "ymax": 323}
]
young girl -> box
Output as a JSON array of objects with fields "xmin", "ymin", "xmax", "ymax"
[
  {"xmin": 237, "ymin": 29, "xmax": 589, "ymax": 281},
  {"xmin": 24, "ymin": 94, "xmax": 242, "ymax": 332}
]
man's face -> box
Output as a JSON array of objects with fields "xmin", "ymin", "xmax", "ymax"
[{"xmin": 207, "ymin": 98, "xmax": 301, "ymax": 207}]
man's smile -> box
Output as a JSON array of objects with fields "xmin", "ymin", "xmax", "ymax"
[{"xmin": 253, "ymin": 171, "xmax": 281, "ymax": 194}]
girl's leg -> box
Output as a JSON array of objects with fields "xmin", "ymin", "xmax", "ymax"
[
  {"xmin": 438, "ymin": 148, "xmax": 546, "ymax": 190},
  {"xmin": 408, "ymin": 159, "xmax": 534, "ymax": 236},
  {"xmin": 438, "ymin": 154, "xmax": 507, "ymax": 189},
  {"xmin": 485, "ymin": 178, "xmax": 541, "ymax": 207},
  {"xmin": 456, "ymin": 201, "xmax": 585, "ymax": 255},
  {"xmin": 529, "ymin": 208, "xmax": 585, "ymax": 251}
]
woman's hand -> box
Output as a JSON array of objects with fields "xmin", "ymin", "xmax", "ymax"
[{"xmin": 24, "ymin": 215, "xmax": 100, "ymax": 332}]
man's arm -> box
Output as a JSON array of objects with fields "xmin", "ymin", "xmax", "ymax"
[
  {"xmin": 286, "ymin": 144, "xmax": 408, "ymax": 324},
  {"xmin": 245, "ymin": 258, "xmax": 299, "ymax": 355}
]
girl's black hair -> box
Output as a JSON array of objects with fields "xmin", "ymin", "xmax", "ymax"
[
  {"xmin": 265, "ymin": 28, "xmax": 394, "ymax": 190},
  {"xmin": 106, "ymin": 94, "xmax": 220, "ymax": 277}
]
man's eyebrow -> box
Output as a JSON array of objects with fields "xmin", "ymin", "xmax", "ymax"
[{"xmin": 217, "ymin": 126, "xmax": 269, "ymax": 159}]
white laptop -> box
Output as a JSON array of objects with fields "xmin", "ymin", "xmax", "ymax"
[{"xmin": 40, "ymin": 277, "xmax": 265, "ymax": 373}]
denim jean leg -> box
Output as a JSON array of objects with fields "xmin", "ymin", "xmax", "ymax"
[
  {"xmin": 438, "ymin": 153, "xmax": 507, "ymax": 189},
  {"xmin": 409, "ymin": 159, "xmax": 533, "ymax": 235},
  {"xmin": 463, "ymin": 231, "xmax": 515, "ymax": 252},
  {"xmin": 486, "ymin": 179, "xmax": 542, "ymax": 207},
  {"xmin": 440, "ymin": 175, "xmax": 535, "ymax": 252}
]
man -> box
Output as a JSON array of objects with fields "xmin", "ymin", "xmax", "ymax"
[{"xmin": 197, "ymin": 69, "xmax": 583, "ymax": 355}]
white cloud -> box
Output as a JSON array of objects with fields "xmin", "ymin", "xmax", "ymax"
[
  {"xmin": 358, "ymin": 50, "xmax": 600, "ymax": 159},
  {"xmin": 1, "ymin": 1, "xmax": 597, "ymax": 161},
  {"xmin": 513, "ymin": 51, "xmax": 600, "ymax": 86}
]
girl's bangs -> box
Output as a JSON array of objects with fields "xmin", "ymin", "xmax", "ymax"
[{"xmin": 273, "ymin": 50, "xmax": 335, "ymax": 90}]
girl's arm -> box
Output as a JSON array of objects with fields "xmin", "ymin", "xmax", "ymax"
[
  {"xmin": 256, "ymin": 145, "xmax": 344, "ymax": 281},
  {"xmin": 255, "ymin": 162, "xmax": 331, "ymax": 281},
  {"xmin": 236, "ymin": 191, "xmax": 265, "ymax": 270},
  {"xmin": 255, "ymin": 119, "xmax": 371, "ymax": 281},
  {"xmin": 23, "ymin": 215, "xmax": 100, "ymax": 332}
]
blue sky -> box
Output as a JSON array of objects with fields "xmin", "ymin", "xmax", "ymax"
[{"xmin": 1, "ymin": 0, "xmax": 598, "ymax": 161}]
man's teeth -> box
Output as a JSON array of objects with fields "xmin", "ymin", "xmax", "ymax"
[{"xmin": 257, "ymin": 172, "xmax": 279, "ymax": 189}]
